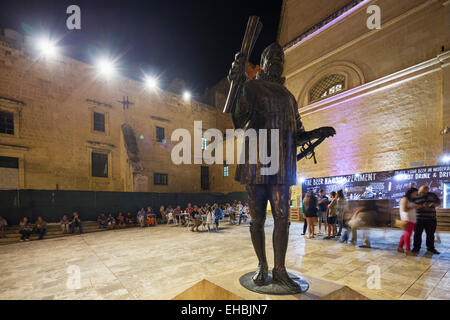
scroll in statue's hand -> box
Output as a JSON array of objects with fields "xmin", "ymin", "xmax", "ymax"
[{"xmin": 227, "ymin": 52, "xmax": 247, "ymax": 84}]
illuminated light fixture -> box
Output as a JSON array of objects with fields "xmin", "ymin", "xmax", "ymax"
[
  {"xmin": 354, "ymin": 173, "xmax": 361, "ymax": 178},
  {"xmin": 36, "ymin": 37, "xmax": 59, "ymax": 59},
  {"xmin": 183, "ymin": 91, "xmax": 191, "ymax": 101},
  {"xmin": 96, "ymin": 58, "xmax": 116, "ymax": 78},
  {"xmin": 298, "ymin": 176, "xmax": 306, "ymax": 183},
  {"xmin": 336, "ymin": 177, "xmax": 347, "ymax": 185},
  {"xmin": 145, "ymin": 76, "xmax": 158, "ymax": 90},
  {"xmin": 440, "ymin": 154, "xmax": 450, "ymax": 164}
]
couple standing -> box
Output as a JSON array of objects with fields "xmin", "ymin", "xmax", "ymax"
[{"xmin": 398, "ymin": 185, "xmax": 440, "ymax": 255}]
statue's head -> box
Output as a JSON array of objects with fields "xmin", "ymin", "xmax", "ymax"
[{"xmin": 257, "ymin": 42, "xmax": 285, "ymax": 84}]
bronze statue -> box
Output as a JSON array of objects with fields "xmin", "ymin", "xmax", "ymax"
[{"xmin": 226, "ymin": 38, "xmax": 335, "ymax": 293}]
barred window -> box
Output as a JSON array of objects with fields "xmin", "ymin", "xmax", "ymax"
[
  {"xmin": 154, "ymin": 173, "xmax": 168, "ymax": 185},
  {"xmin": 156, "ymin": 127, "xmax": 165, "ymax": 142},
  {"xmin": 92, "ymin": 152, "xmax": 108, "ymax": 178},
  {"xmin": 309, "ymin": 74, "xmax": 345, "ymax": 103},
  {"xmin": 0, "ymin": 111, "xmax": 14, "ymax": 135},
  {"xmin": 0, "ymin": 156, "xmax": 18, "ymax": 168},
  {"xmin": 93, "ymin": 112, "xmax": 105, "ymax": 132}
]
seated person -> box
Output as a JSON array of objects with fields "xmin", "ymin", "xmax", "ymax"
[
  {"xmin": 223, "ymin": 203, "xmax": 231, "ymax": 219},
  {"xmin": 239, "ymin": 204, "xmax": 249, "ymax": 225},
  {"xmin": 116, "ymin": 212, "xmax": 125, "ymax": 228},
  {"xmin": 230, "ymin": 205, "xmax": 240, "ymax": 224},
  {"xmin": 106, "ymin": 213, "xmax": 116, "ymax": 229},
  {"xmin": 146, "ymin": 207, "xmax": 156, "ymax": 226},
  {"xmin": 34, "ymin": 216, "xmax": 47, "ymax": 240},
  {"xmin": 60, "ymin": 214, "xmax": 70, "ymax": 233},
  {"xmin": 158, "ymin": 206, "xmax": 167, "ymax": 224},
  {"xmin": 172, "ymin": 205, "xmax": 181, "ymax": 225},
  {"xmin": 184, "ymin": 203, "xmax": 193, "ymax": 225},
  {"xmin": 19, "ymin": 217, "xmax": 33, "ymax": 241},
  {"xmin": 0, "ymin": 216, "xmax": 7, "ymax": 238},
  {"xmin": 190, "ymin": 205, "xmax": 202, "ymax": 232},
  {"xmin": 125, "ymin": 212, "xmax": 135, "ymax": 226},
  {"xmin": 97, "ymin": 213, "xmax": 107, "ymax": 228},
  {"xmin": 137, "ymin": 208, "xmax": 146, "ymax": 227},
  {"xmin": 71, "ymin": 212, "xmax": 83, "ymax": 234}
]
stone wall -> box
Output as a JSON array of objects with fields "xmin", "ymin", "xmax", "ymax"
[
  {"xmin": 278, "ymin": 0, "xmax": 449, "ymax": 198},
  {"xmin": 0, "ymin": 39, "xmax": 245, "ymax": 194}
]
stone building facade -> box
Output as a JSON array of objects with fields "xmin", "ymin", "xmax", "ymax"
[
  {"xmin": 0, "ymin": 30, "xmax": 245, "ymax": 194},
  {"xmin": 278, "ymin": 0, "xmax": 450, "ymax": 202}
]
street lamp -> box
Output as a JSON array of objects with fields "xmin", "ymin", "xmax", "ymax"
[
  {"xmin": 183, "ymin": 91, "xmax": 191, "ymax": 101},
  {"xmin": 36, "ymin": 37, "xmax": 58, "ymax": 59},
  {"xmin": 96, "ymin": 58, "xmax": 116, "ymax": 78}
]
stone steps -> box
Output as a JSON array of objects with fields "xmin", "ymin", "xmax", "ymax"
[{"xmin": 0, "ymin": 221, "xmax": 143, "ymax": 245}]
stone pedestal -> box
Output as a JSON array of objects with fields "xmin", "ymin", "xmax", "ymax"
[{"xmin": 172, "ymin": 269, "xmax": 369, "ymax": 300}]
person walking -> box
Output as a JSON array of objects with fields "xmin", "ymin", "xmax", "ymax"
[
  {"xmin": 398, "ymin": 187, "xmax": 419, "ymax": 255},
  {"xmin": 412, "ymin": 186, "xmax": 441, "ymax": 255}
]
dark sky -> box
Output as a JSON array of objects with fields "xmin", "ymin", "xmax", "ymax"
[{"xmin": 0, "ymin": 0, "xmax": 283, "ymax": 94}]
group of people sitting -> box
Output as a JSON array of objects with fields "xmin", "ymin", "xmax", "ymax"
[
  {"xmin": 3, "ymin": 199, "xmax": 251, "ymax": 242},
  {"xmin": 17, "ymin": 216, "xmax": 48, "ymax": 241},
  {"xmin": 223, "ymin": 201, "xmax": 250, "ymax": 225},
  {"xmin": 94, "ymin": 200, "xmax": 250, "ymax": 233},
  {"xmin": 302, "ymin": 185, "xmax": 442, "ymax": 254}
]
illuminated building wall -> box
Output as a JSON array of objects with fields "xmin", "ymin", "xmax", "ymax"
[
  {"xmin": 279, "ymin": 0, "xmax": 450, "ymax": 203},
  {"xmin": 0, "ymin": 32, "xmax": 245, "ymax": 194}
]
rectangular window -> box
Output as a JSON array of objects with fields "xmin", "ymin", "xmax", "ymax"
[
  {"xmin": 93, "ymin": 112, "xmax": 105, "ymax": 132},
  {"xmin": 156, "ymin": 127, "xmax": 165, "ymax": 142},
  {"xmin": 91, "ymin": 152, "xmax": 108, "ymax": 178},
  {"xmin": 201, "ymin": 166, "xmax": 209, "ymax": 190},
  {"xmin": 0, "ymin": 111, "xmax": 14, "ymax": 135},
  {"xmin": 0, "ymin": 156, "xmax": 18, "ymax": 168},
  {"xmin": 201, "ymin": 137, "xmax": 208, "ymax": 150},
  {"xmin": 154, "ymin": 173, "xmax": 168, "ymax": 185},
  {"xmin": 224, "ymin": 165, "xmax": 229, "ymax": 177}
]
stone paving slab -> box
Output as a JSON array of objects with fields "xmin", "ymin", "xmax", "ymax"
[{"xmin": 0, "ymin": 219, "xmax": 448, "ymax": 300}]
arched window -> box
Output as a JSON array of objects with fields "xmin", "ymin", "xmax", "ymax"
[{"xmin": 309, "ymin": 74, "xmax": 345, "ymax": 103}]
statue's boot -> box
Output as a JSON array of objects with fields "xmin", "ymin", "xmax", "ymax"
[
  {"xmin": 252, "ymin": 263, "xmax": 269, "ymax": 286},
  {"xmin": 272, "ymin": 268, "xmax": 303, "ymax": 293}
]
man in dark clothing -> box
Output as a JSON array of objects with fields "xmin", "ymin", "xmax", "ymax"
[
  {"xmin": 412, "ymin": 186, "xmax": 440, "ymax": 254},
  {"xmin": 317, "ymin": 189, "xmax": 329, "ymax": 234},
  {"xmin": 34, "ymin": 216, "xmax": 47, "ymax": 240},
  {"xmin": 71, "ymin": 212, "xmax": 83, "ymax": 234}
]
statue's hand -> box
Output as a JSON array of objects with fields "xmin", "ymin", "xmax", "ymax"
[{"xmin": 227, "ymin": 52, "xmax": 247, "ymax": 84}]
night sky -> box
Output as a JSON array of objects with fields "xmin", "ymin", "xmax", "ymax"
[{"xmin": 0, "ymin": 0, "xmax": 283, "ymax": 94}]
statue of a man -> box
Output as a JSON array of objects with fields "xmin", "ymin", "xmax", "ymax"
[{"xmin": 228, "ymin": 42, "xmax": 334, "ymax": 292}]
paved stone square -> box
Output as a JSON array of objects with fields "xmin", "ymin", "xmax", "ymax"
[{"xmin": 0, "ymin": 219, "xmax": 448, "ymax": 300}]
